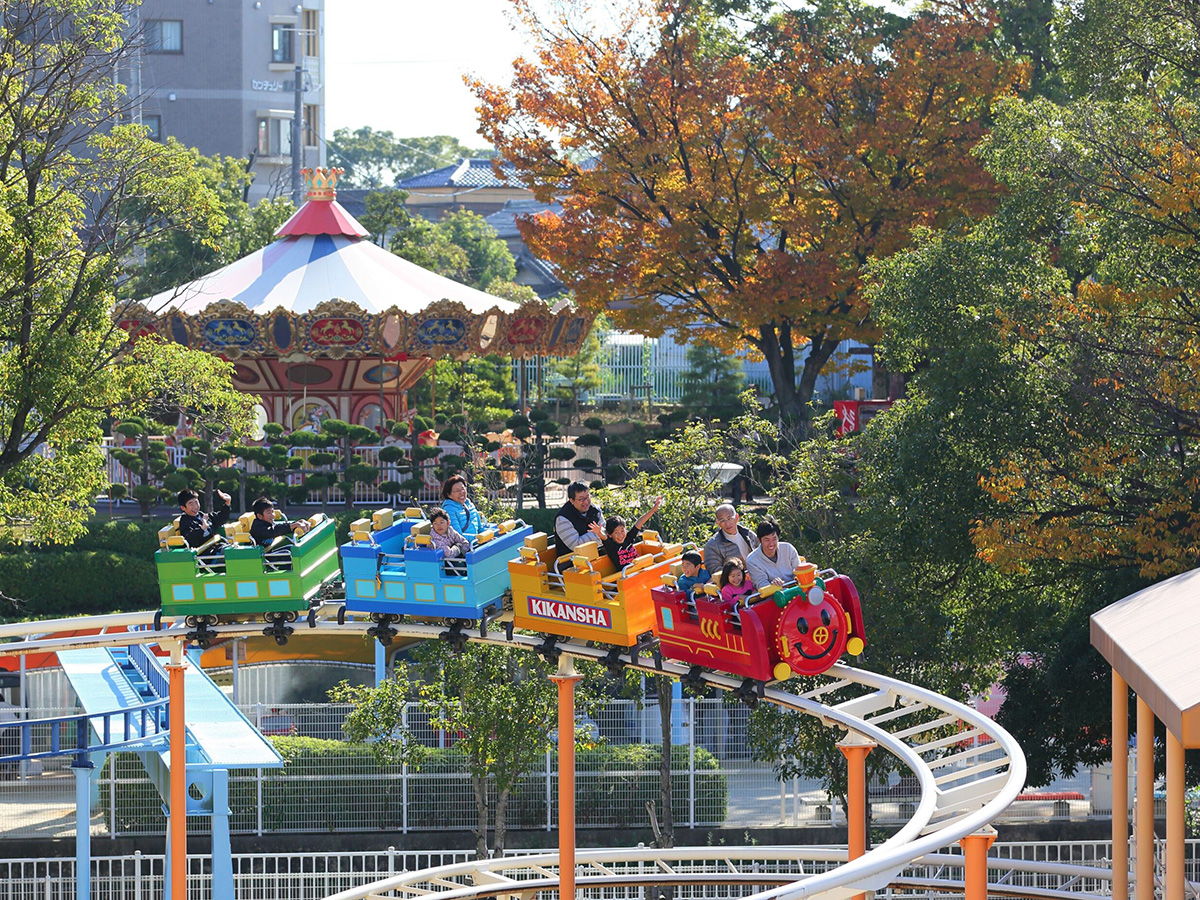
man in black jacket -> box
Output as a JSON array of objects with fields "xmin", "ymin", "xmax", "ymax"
[
  {"xmin": 177, "ymin": 488, "xmax": 232, "ymax": 548},
  {"xmin": 554, "ymin": 481, "xmax": 604, "ymax": 558}
]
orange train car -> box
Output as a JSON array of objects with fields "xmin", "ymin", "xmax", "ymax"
[{"xmin": 508, "ymin": 530, "xmax": 687, "ymax": 653}]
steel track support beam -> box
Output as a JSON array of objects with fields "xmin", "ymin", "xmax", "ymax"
[{"xmin": 550, "ymin": 655, "xmax": 584, "ymax": 900}]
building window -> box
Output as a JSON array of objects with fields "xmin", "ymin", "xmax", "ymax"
[
  {"xmin": 303, "ymin": 104, "xmax": 319, "ymax": 148},
  {"xmin": 303, "ymin": 9, "xmax": 319, "ymax": 58},
  {"xmin": 257, "ymin": 117, "xmax": 293, "ymax": 158},
  {"xmin": 145, "ymin": 20, "xmax": 182, "ymax": 54},
  {"xmin": 270, "ymin": 23, "xmax": 294, "ymax": 63},
  {"xmin": 143, "ymin": 114, "xmax": 162, "ymax": 141}
]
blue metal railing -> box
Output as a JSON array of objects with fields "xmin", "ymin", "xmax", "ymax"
[{"xmin": 3, "ymin": 697, "xmax": 170, "ymax": 766}]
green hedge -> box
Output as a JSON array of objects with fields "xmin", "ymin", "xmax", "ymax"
[
  {"xmin": 512, "ymin": 507, "xmax": 558, "ymax": 538},
  {"xmin": 62, "ymin": 519, "xmax": 164, "ymax": 557},
  {"xmin": 0, "ymin": 551, "xmax": 159, "ymax": 620},
  {"xmin": 100, "ymin": 738, "xmax": 728, "ymax": 833}
]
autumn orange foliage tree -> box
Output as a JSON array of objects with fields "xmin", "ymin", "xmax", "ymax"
[{"xmin": 471, "ymin": 0, "xmax": 1024, "ymax": 421}]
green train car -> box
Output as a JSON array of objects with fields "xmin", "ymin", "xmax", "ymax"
[{"xmin": 154, "ymin": 514, "xmax": 340, "ymax": 645}]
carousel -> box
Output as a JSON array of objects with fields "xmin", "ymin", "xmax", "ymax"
[{"xmin": 121, "ymin": 167, "xmax": 591, "ymax": 431}]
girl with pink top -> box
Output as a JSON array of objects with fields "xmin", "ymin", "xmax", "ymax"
[{"xmin": 719, "ymin": 557, "xmax": 755, "ymax": 604}]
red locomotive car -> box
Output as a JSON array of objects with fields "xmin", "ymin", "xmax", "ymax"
[{"xmin": 650, "ymin": 564, "xmax": 865, "ymax": 693}]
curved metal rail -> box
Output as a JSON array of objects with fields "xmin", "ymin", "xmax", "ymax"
[{"xmin": 0, "ymin": 610, "xmax": 1026, "ymax": 900}]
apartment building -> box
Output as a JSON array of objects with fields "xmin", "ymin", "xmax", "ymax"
[{"xmin": 128, "ymin": 0, "xmax": 326, "ymax": 202}]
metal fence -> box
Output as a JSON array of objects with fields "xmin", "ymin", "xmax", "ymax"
[
  {"xmin": 8, "ymin": 841, "xmax": 1200, "ymax": 900},
  {"xmin": 515, "ymin": 333, "xmax": 873, "ymax": 406},
  {"xmin": 0, "ymin": 696, "xmax": 1104, "ymax": 841}
]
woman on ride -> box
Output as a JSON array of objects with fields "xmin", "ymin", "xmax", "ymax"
[
  {"xmin": 719, "ymin": 557, "xmax": 755, "ymax": 604},
  {"xmin": 441, "ymin": 474, "xmax": 488, "ymax": 537}
]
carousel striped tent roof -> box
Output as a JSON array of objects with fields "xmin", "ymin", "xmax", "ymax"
[
  {"xmin": 143, "ymin": 168, "xmax": 517, "ymax": 318},
  {"xmin": 145, "ymin": 233, "xmax": 517, "ymax": 316}
]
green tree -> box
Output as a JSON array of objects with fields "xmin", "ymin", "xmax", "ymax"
[
  {"xmin": 125, "ymin": 152, "xmax": 295, "ymax": 298},
  {"xmin": 0, "ymin": 0, "xmax": 256, "ymax": 543},
  {"xmin": 328, "ymin": 128, "xmax": 492, "ymax": 188},
  {"xmin": 551, "ymin": 323, "xmax": 604, "ymax": 424},
  {"xmin": 678, "ymin": 342, "xmax": 746, "ymax": 423},
  {"xmin": 333, "ymin": 642, "xmax": 617, "ymax": 858},
  {"xmin": 389, "ymin": 209, "xmax": 516, "ymax": 290}
]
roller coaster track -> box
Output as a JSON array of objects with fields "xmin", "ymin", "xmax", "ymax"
[{"xmin": 0, "ymin": 610, "xmax": 1028, "ymax": 900}]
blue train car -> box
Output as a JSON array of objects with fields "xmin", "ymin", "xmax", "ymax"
[{"xmin": 339, "ymin": 507, "xmax": 531, "ymax": 643}]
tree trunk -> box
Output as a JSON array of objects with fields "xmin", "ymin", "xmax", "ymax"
[
  {"xmin": 472, "ymin": 773, "xmax": 490, "ymax": 859},
  {"xmin": 138, "ymin": 436, "xmax": 153, "ymax": 521},
  {"xmin": 343, "ymin": 436, "xmax": 355, "ymax": 510},
  {"xmin": 796, "ymin": 333, "xmax": 841, "ymax": 418},
  {"xmin": 494, "ymin": 785, "xmax": 511, "ymax": 857},
  {"xmin": 655, "ymin": 675, "xmax": 675, "ymax": 848},
  {"xmin": 758, "ymin": 324, "xmax": 802, "ymax": 423}
]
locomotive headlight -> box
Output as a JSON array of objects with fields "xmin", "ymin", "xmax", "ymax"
[{"xmin": 807, "ymin": 585, "xmax": 824, "ymax": 606}]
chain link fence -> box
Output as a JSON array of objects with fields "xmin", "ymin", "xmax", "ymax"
[{"xmin": 1, "ymin": 696, "xmax": 1101, "ymax": 840}]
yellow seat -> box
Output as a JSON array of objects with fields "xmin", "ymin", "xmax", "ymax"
[
  {"xmin": 223, "ymin": 523, "xmax": 240, "ymax": 539},
  {"xmin": 641, "ymin": 529, "xmax": 661, "ymax": 543},
  {"xmin": 660, "ymin": 573, "xmax": 679, "ymax": 587},
  {"xmin": 572, "ymin": 555, "xmax": 594, "ymax": 572},
  {"xmin": 496, "ymin": 518, "xmax": 517, "ymax": 535},
  {"xmin": 238, "ymin": 512, "xmax": 255, "ymax": 532},
  {"xmin": 411, "ymin": 533, "xmax": 432, "ymax": 546},
  {"xmin": 233, "ymin": 532, "xmax": 255, "ymax": 545},
  {"xmin": 166, "ymin": 535, "xmax": 187, "ymax": 548},
  {"xmin": 625, "ymin": 553, "xmax": 654, "ymax": 572},
  {"xmin": 703, "ymin": 582, "xmax": 721, "ymax": 597},
  {"xmin": 308, "ymin": 512, "xmax": 327, "ymax": 527},
  {"xmin": 574, "ymin": 541, "xmax": 601, "ymax": 561},
  {"xmin": 404, "ymin": 507, "xmax": 423, "ymax": 519},
  {"xmin": 372, "ymin": 508, "xmax": 394, "ymax": 530},
  {"xmin": 411, "ymin": 521, "xmax": 431, "ymax": 536},
  {"xmin": 759, "ymin": 584, "xmax": 780, "ymax": 598},
  {"xmin": 475, "ymin": 529, "xmax": 495, "ymax": 545},
  {"xmin": 519, "ymin": 546, "xmax": 541, "ymax": 561},
  {"xmin": 524, "ymin": 532, "xmax": 549, "ymax": 552},
  {"xmin": 350, "ymin": 517, "xmax": 372, "ymax": 542}
]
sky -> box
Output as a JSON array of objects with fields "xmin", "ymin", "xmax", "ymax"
[{"xmin": 324, "ymin": 1, "xmax": 532, "ymax": 151}]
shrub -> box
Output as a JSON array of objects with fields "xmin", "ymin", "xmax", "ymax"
[
  {"xmin": 0, "ymin": 550, "xmax": 159, "ymax": 620},
  {"xmin": 100, "ymin": 739, "xmax": 727, "ymax": 833}
]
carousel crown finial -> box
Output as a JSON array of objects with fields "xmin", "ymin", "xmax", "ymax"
[{"xmin": 303, "ymin": 167, "xmax": 344, "ymax": 201}]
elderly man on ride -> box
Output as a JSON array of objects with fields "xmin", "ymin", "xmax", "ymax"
[{"xmin": 703, "ymin": 503, "xmax": 759, "ymax": 576}]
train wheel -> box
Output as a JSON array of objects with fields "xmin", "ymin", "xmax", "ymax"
[
  {"xmin": 774, "ymin": 593, "xmax": 849, "ymax": 677},
  {"xmin": 283, "ymin": 610, "xmax": 298, "ymax": 623},
  {"xmin": 185, "ymin": 616, "xmax": 198, "ymax": 627},
  {"xmin": 274, "ymin": 633, "xmax": 288, "ymax": 646},
  {"xmin": 202, "ymin": 615, "xmax": 219, "ymax": 627}
]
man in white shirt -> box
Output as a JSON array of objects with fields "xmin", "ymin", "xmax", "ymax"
[
  {"xmin": 702, "ymin": 503, "xmax": 759, "ymax": 575},
  {"xmin": 745, "ymin": 517, "xmax": 802, "ymax": 589}
]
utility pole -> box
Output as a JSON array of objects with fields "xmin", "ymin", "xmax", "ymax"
[{"xmin": 291, "ymin": 20, "xmax": 303, "ymax": 205}]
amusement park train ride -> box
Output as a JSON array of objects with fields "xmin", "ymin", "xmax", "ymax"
[{"xmin": 150, "ymin": 505, "xmax": 867, "ymax": 693}]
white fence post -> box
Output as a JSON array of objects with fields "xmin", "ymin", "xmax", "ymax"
[
  {"xmin": 688, "ymin": 698, "xmax": 696, "ymax": 827},
  {"xmin": 402, "ymin": 705, "xmax": 409, "ymax": 834}
]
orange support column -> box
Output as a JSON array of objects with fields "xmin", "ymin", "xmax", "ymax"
[
  {"xmin": 1166, "ymin": 730, "xmax": 1184, "ymax": 900},
  {"xmin": 838, "ymin": 735, "xmax": 876, "ymax": 900},
  {"xmin": 959, "ymin": 826, "xmax": 998, "ymax": 900},
  {"xmin": 1112, "ymin": 670, "xmax": 1129, "ymax": 900},
  {"xmin": 550, "ymin": 655, "xmax": 584, "ymax": 900},
  {"xmin": 1135, "ymin": 698, "xmax": 1155, "ymax": 900},
  {"xmin": 166, "ymin": 642, "xmax": 188, "ymax": 900}
]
